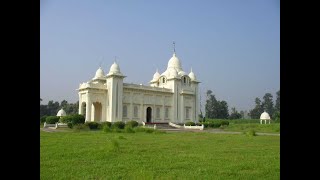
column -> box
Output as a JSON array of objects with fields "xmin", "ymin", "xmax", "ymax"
[{"xmin": 86, "ymin": 95, "xmax": 92, "ymax": 122}]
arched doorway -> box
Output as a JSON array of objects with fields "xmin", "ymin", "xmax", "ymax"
[
  {"xmin": 146, "ymin": 107, "xmax": 152, "ymax": 123},
  {"xmin": 93, "ymin": 102, "xmax": 102, "ymax": 122}
]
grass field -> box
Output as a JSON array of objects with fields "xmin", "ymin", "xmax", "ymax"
[
  {"xmin": 40, "ymin": 130, "xmax": 280, "ymax": 179},
  {"xmin": 223, "ymin": 123, "xmax": 280, "ymax": 133}
]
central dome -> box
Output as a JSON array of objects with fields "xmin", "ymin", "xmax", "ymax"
[{"xmin": 167, "ymin": 53, "xmax": 182, "ymax": 71}]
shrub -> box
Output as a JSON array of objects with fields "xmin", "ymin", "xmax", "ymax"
[
  {"xmin": 124, "ymin": 126, "xmax": 135, "ymax": 133},
  {"xmin": 221, "ymin": 120, "xmax": 229, "ymax": 126},
  {"xmin": 201, "ymin": 122, "xmax": 209, "ymax": 128},
  {"xmin": 213, "ymin": 122, "xmax": 222, "ymax": 128},
  {"xmin": 145, "ymin": 128, "xmax": 155, "ymax": 133},
  {"xmin": 85, "ymin": 122, "xmax": 100, "ymax": 130},
  {"xmin": 126, "ymin": 120, "xmax": 139, "ymax": 128},
  {"xmin": 60, "ymin": 114, "xmax": 85, "ymax": 125},
  {"xmin": 134, "ymin": 127, "xmax": 147, "ymax": 132},
  {"xmin": 112, "ymin": 121, "xmax": 125, "ymax": 129},
  {"xmin": 185, "ymin": 121, "xmax": 195, "ymax": 126},
  {"xmin": 67, "ymin": 122, "xmax": 73, "ymax": 129},
  {"xmin": 40, "ymin": 115, "xmax": 48, "ymax": 123},
  {"xmin": 103, "ymin": 126, "xmax": 111, "ymax": 133},
  {"xmin": 45, "ymin": 116, "xmax": 60, "ymax": 124},
  {"xmin": 101, "ymin": 122, "xmax": 112, "ymax": 128},
  {"xmin": 73, "ymin": 124, "xmax": 89, "ymax": 132},
  {"xmin": 246, "ymin": 129, "xmax": 256, "ymax": 136}
]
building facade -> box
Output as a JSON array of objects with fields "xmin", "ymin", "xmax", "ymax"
[{"xmin": 78, "ymin": 52, "xmax": 200, "ymax": 124}]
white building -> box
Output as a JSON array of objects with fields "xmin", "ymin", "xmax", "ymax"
[{"xmin": 77, "ymin": 50, "xmax": 200, "ymax": 124}]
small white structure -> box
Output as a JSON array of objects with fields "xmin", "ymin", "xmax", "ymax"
[
  {"xmin": 56, "ymin": 108, "xmax": 67, "ymax": 117},
  {"xmin": 260, "ymin": 111, "xmax": 271, "ymax": 124}
]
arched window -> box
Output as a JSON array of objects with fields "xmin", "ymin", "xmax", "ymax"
[
  {"xmin": 165, "ymin": 107, "xmax": 169, "ymax": 118},
  {"xmin": 184, "ymin": 77, "xmax": 186, "ymax": 83},
  {"xmin": 163, "ymin": 77, "xmax": 165, "ymax": 83},
  {"xmin": 156, "ymin": 107, "xmax": 160, "ymax": 118},
  {"xmin": 134, "ymin": 106, "xmax": 138, "ymax": 117},
  {"xmin": 123, "ymin": 105, "xmax": 127, "ymax": 118}
]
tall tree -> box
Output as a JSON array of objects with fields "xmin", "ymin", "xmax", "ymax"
[
  {"xmin": 218, "ymin": 101, "xmax": 229, "ymax": 119},
  {"xmin": 60, "ymin": 100, "xmax": 68, "ymax": 109},
  {"xmin": 230, "ymin": 107, "xmax": 242, "ymax": 119},
  {"xmin": 205, "ymin": 90, "xmax": 217, "ymax": 118},
  {"xmin": 262, "ymin": 93, "xmax": 274, "ymax": 117},
  {"xmin": 275, "ymin": 90, "xmax": 280, "ymax": 112},
  {"xmin": 249, "ymin": 97, "xmax": 264, "ymax": 119}
]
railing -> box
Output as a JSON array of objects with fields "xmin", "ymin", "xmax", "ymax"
[
  {"xmin": 184, "ymin": 124, "xmax": 204, "ymax": 130},
  {"xmin": 169, "ymin": 122, "xmax": 204, "ymax": 130},
  {"xmin": 169, "ymin": 122, "xmax": 182, "ymax": 128},
  {"xmin": 43, "ymin": 122, "xmax": 68, "ymax": 129}
]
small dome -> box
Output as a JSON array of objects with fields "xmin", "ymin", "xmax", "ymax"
[
  {"xmin": 167, "ymin": 53, "xmax": 182, "ymax": 71},
  {"xmin": 57, "ymin": 109, "xmax": 66, "ymax": 117},
  {"xmin": 260, "ymin": 111, "xmax": 271, "ymax": 120},
  {"xmin": 108, "ymin": 62, "xmax": 122, "ymax": 75},
  {"xmin": 152, "ymin": 70, "xmax": 160, "ymax": 80},
  {"xmin": 189, "ymin": 69, "xmax": 197, "ymax": 81},
  {"xmin": 94, "ymin": 67, "xmax": 105, "ymax": 79},
  {"xmin": 178, "ymin": 70, "xmax": 187, "ymax": 76}
]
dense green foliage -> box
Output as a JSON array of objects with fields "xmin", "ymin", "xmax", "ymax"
[
  {"xmin": 205, "ymin": 90, "xmax": 229, "ymax": 119},
  {"xmin": 248, "ymin": 90, "xmax": 280, "ymax": 119},
  {"xmin": 45, "ymin": 116, "xmax": 60, "ymax": 124},
  {"xmin": 85, "ymin": 122, "xmax": 100, "ymax": 130},
  {"xmin": 125, "ymin": 120, "xmax": 139, "ymax": 128},
  {"xmin": 40, "ymin": 115, "xmax": 48, "ymax": 123},
  {"xmin": 41, "ymin": 130, "xmax": 280, "ymax": 179},
  {"xmin": 101, "ymin": 122, "xmax": 112, "ymax": 128},
  {"xmin": 185, "ymin": 121, "xmax": 195, "ymax": 126},
  {"xmin": 229, "ymin": 107, "xmax": 242, "ymax": 119},
  {"xmin": 40, "ymin": 99, "xmax": 79, "ymax": 117},
  {"xmin": 60, "ymin": 114, "xmax": 85, "ymax": 125},
  {"xmin": 112, "ymin": 121, "xmax": 125, "ymax": 129}
]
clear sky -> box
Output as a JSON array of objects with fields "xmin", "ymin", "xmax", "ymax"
[{"xmin": 40, "ymin": 0, "xmax": 280, "ymax": 112}]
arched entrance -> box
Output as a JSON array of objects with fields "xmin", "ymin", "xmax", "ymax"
[
  {"xmin": 146, "ymin": 107, "xmax": 152, "ymax": 123},
  {"xmin": 93, "ymin": 102, "xmax": 102, "ymax": 122}
]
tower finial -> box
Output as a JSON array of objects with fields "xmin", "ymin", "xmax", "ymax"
[
  {"xmin": 191, "ymin": 67, "xmax": 193, "ymax": 72},
  {"xmin": 114, "ymin": 56, "xmax": 117, "ymax": 63},
  {"xmin": 173, "ymin": 41, "xmax": 176, "ymax": 53}
]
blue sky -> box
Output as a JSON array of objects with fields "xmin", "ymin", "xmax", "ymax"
[{"xmin": 40, "ymin": 0, "xmax": 280, "ymax": 112}]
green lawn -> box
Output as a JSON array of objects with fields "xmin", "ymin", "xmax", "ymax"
[
  {"xmin": 40, "ymin": 130, "xmax": 280, "ymax": 179},
  {"xmin": 223, "ymin": 123, "xmax": 280, "ymax": 133}
]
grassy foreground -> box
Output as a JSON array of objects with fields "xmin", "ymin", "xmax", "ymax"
[{"xmin": 40, "ymin": 130, "xmax": 280, "ymax": 179}]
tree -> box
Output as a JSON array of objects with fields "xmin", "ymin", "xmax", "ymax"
[
  {"xmin": 240, "ymin": 110, "xmax": 245, "ymax": 119},
  {"xmin": 205, "ymin": 90, "xmax": 229, "ymax": 119},
  {"xmin": 275, "ymin": 90, "xmax": 280, "ymax": 112},
  {"xmin": 205, "ymin": 90, "xmax": 217, "ymax": 119},
  {"xmin": 229, "ymin": 107, "xmax": 242, "ymax": 119},
  {"xmin": 60, "ymin": 100, "xmax": 68, "ymax": 109},
  {"xmin": 249, "ymin": 97, "xmax": 264, "ymax": 119},
  {"xmin": 218, "ymin": 101, "xmax": 229, "ymax": 119},
  {"xmin": 262, "ymin": 93, "xmax": 274, "ymax": 118}
]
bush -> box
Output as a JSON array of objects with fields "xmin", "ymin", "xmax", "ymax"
[
  {"xmin": 126, "ymin": 120, "xmax": 139, "ymax": 128},
  {"xmin": 246, "ymin": 129, "xmax": 256, "ymax": 136},
  {"xmin": 60, "ymin": 114, "xmax": 85, "ymax": 125},
  {"xmin": 145, "ymin": 128, "xmax": 155, "ymax": 133},
  {"xmin": 85, "ymin": 122, "xmax": 100, "ymax": 130},
  {"xmin": 201, "ymin": 122, "xmax": 209, "ymax": 128},
  {"xmin": 221, "ymin": 120, "xmax": 229, "ymax": 126},
  {"xmin": 185, "ymin": 121, "xmax": 195, "ymax": 126},
  {"xmin": 45, "ymin": 116, "xmax": 60, "ymax": 124},
  {"xmin": 103, "ymin": 126, "xmax": 111, "ymax": 133},
  {"xmin": 73, "ymin": 124, "xmax": 90, "ymax": 131},
  {"xmin": 124, "ymin": 126, "xmax": 135, "ymax": 133},
  {"xmin": 134, "ymin": 127, "xmax": 147, "ymax": 132},
  {"xmin": 213, "ymin": 122, "xmax": 222, "ymax": 128},
  {"xmin": 67, "ymin": 122, "xmax": 73, "ymax": 129},
  {"xmin": 112, "ymin": 121, "xmax": 125, "ymax": 129},
  {"xmin": 40, "ymin": 115, "xmax": 48, "ymax": 123},
  {"xmin": 101, "ymin": 122, "xmax": 112, "ymax": 128}
]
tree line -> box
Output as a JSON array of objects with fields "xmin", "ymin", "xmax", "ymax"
[
  {"xmin": 204, "ymin": 89, "xmax": 280, "ymax": 120},
  {"xmin": 40, "ymin": 98, "xmax": 79, "ymax": 117}
]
